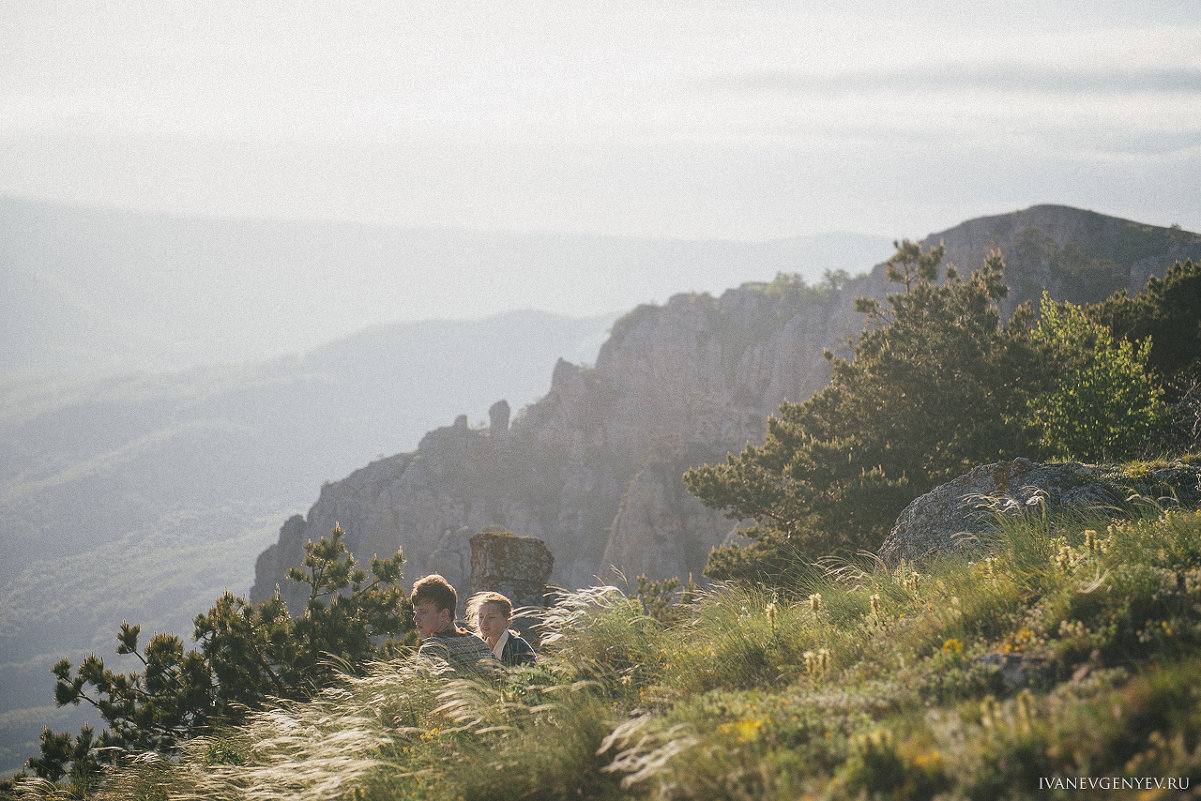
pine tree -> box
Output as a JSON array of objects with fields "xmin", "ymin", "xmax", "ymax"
[
  {"xmin": 685, "ymin": 242, "xmax": 1039, "ymax": 585},
  {"xmin": 31, "ymin": 525, "xmax": 412, "ymax": 786},
  {"xmin": 1090, "ymin": 259, "xmax": 1201, "ymax": 391}
]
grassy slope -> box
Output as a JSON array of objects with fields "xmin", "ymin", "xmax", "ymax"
[{"xmin": 85, "ymin": 500, "xmax": 1201, "ymax": 801}]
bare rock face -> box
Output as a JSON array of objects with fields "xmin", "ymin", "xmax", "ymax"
[
  {"xmin": 879, "ymin": 458, "xmax": 1201, "ymax": 567},
  {"xmin": 253, "ymin": 284, "xmax": 841, "ymax": 602},
  {"xmin": 489, "ymin": 400, "xmax": 510, "ymax": 436},
  {"xmin": 600, "ymin": 438, "xmax": 738, "ymax": 584},
  {"xmin": 469, "ymin": 530, "xmax": 554, "ymax": 611}
]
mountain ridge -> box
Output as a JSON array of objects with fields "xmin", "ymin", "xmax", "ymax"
[{"xmin": 0, "ymin": 195, "xmax": 890, "ymax": 376}]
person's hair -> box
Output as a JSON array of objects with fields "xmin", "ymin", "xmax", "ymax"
[
  {"xmin": 465, "ymin": 591, "xmax": 513, "ymax": 630},
  {"xmin": 410, "ymin": 574, "xmax": 458, "ymax": 615}
]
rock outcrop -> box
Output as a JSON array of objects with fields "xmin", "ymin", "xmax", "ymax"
[
  {"xmin": 913, "ymin": 204, "xmax": 1201, "ymax": 315},
  {"xmin": 489, "ymin": 400, "xmax": 510, "ymax": 436},
  {"xmin": 469, "ymin": 530, "xmax": 554, "ymax": 611},
  {"xmin": 252, "ymin": 206, "xmax": 1200, "ymax": 602},
  {"xmin": 879, "ymin": 458, "xmax": 1201, "ymax": 567},
  {"xmin": 600, "ymin": 438, "xmax": 741, "ymax": 584},
  {"xmin": 252, "ymin": 281, "xmax": 840, "ymax": 604}
]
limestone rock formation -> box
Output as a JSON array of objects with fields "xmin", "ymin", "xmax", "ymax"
[
  {"xmin": 469, "ymin": 530, "xmax": 554, "ymax": 611},
  {"xmin": 252, "ymin": 280, "xmax": 832, "ymax": 603},
  {"xmin": 600, "ymin": 438, "xmax": 739, "ymax": 584},
  {"xmin": 251, "ymin": 206, "xmax": 1200, "ymax": 602},
  {"xmin": 489, "ymin": 400, "xmax": 511, "ymax": 436},
  {"xmin": 879, "ymin": 458, "xmax": 1201, "ymax": 567},
  {"xmin": 914, "ymin": 204, "xmax": 1201, "ymax": 315}
]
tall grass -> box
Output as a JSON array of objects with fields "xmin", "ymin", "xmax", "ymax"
[{"xmin": 45, "ymin": 505, "xmax": 1201, "ymax": 801}]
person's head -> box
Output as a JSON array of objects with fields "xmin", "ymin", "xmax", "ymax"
[
  {"xmin": 410, "ymin": 574, "xmax": 458, "ymax": 638},
  {"xmin": 467, "ymin": 591, "xmax": 513, "ymax": 645}
]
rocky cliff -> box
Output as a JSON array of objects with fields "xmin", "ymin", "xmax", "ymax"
[
  {"xmin": 252, "ymin": 280, "xmax": 849, "ymax": 604},
  {"xmin": 252, "ymin": 206, "xmax": 1201, "ymax": 602}
]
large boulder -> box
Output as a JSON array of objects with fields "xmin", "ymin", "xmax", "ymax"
[
  {"xmin": 469, "ymin": 530, "xmax": 554, "ymax": 611},
  {"xmin": 879, "ymin": 458, "xmax": 1201, "ymax": 567}
]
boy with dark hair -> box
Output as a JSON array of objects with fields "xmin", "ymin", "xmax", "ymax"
[{"xmin": 410, "ymin": 574, "xmax": 493, "ymax": 672}]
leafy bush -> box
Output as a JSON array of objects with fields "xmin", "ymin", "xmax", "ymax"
[{"xmin": 1024, "ymin": 293, "xmax": 1167, "ymax": 461}]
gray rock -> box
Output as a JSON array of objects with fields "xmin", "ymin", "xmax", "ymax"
[
  {"xmin": 469, "ymin": 530, "xmax": 554, "ymax": 611},
  {"xmin": 879, "ymin": 458, "xmax": 1201, "ymax": 567},
  {"xmin": 600, "ymin": 438, "xmax": 736, "ymax": 584},
  {"xmin": 489, "ymin": 399, "xmax": 511, "ymax": 436}
]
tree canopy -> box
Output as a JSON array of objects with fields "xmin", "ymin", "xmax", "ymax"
[
  {"xmin": 685, "ymin": 244, "xmax": 1192, "ymax": 587},
  {"xmin": 685, "ymin": 242, "xmax": 1040, "ymax": 584},
  {"xmin": 1089, "ymin": 259, "xmax": 1201, "ymax": 391},
  {"xmin": 1024, "ymin": 293, "xmax": 1167, "ymax": 462}
]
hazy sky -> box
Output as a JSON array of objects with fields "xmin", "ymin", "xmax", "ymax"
[{"xmin": 3, "ymin": 1, "xmax": 1200, "ymax": 241}]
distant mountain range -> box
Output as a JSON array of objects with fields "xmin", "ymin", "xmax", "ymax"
[{"xmin": 0, "ymin": 196, "xmax": 890, "ymax": 376}]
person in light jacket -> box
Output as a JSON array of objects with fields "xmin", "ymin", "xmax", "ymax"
[{"xmin": 467, "ymin": 591, "xmax": 536, "ymax": 667}]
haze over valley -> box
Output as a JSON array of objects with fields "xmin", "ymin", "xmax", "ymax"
[{"xmin": 1, "ymin": 197, "xmax": 888, "ymax": 375}]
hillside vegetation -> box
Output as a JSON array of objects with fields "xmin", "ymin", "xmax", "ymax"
[{"xmin": 42, "ymin": 499, "xmax": 1201, "ymax": 800}]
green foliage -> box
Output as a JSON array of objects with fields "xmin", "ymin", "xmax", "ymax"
[
  {"xmin": 66, "ymin": 505, "xmax": 1201, "ymax": 801},
  {"xmin": 631, "ymin": 574, "xmax": 698, "ymax": 624},
  {"xmin": 29, "ymin": 525, "xmax": 412, "ymax": 788},
  {"xmin": 699, "ymin": 527, "xmax": 820, "ymax": 588},
  {"xmin": 23, "ymin": 725, "xmax": 101, "ymax": 797},
  {"xmin": 1023, "ymin": 293, "xmax": 1168, "ymax": 462},
  {"xmin": 882, "ymin": 237, "xmax": 944, "ymax": 289},
  {"xmin": 1090, "ymin": 259, "xmax": 1201, "ymax": 390},
  {"xmin": 749, "ymin": 269, "xmax": 857, "ymax": 304},
  {"xmin": 686, "ymin": 241, "xmax": 1037, "ymax": 582}
]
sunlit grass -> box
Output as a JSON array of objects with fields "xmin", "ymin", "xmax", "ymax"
[{"xmin": 65, "ymin": 505, "xmax": 1201, "ymax": 801}]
